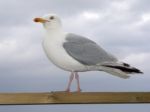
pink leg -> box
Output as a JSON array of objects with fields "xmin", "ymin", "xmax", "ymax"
[
  {"xmin": 65, "ymin": 72, "xmax": 74, "ymax": 92},
  {"xmin": 75, "ymin": 72, "xmax": 81, "ymax": 92}
]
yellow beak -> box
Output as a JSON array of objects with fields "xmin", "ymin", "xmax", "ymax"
[{"xmin": 33, "ymin": 18, "xmax": 48, "ymax": 23}]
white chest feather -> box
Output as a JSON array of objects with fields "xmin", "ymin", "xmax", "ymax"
[{"xmin": 42, "ymin": 33, "xmax": 87, "ymax": 72}]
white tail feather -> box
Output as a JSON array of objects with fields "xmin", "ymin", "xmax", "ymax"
[{"xmin": 100, "ymin": 66, "xmax": 130, "ymax": 79}]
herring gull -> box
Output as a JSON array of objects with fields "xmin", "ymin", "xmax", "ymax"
[{"xmin": 34, "ymin": 14, "xmax": 143, "ymax": 92}]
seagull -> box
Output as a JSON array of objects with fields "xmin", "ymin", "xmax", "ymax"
[{"xmin": 34, "ymin": 14, "xmax": 143, "ymax": 92}]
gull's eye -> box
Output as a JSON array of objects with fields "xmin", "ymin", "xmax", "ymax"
[{"xmin": 49, "ymin": 16, "xmax": 54, "ymax": 20}]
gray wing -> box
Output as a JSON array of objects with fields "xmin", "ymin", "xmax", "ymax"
[{"xmin": 63, "ymin": 33, "xmax": 117, "ymax": 65}]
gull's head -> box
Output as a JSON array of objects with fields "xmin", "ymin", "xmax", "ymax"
[{"xmin": 34, "ymin": 14, "xmax": 62, "ymax": 30}]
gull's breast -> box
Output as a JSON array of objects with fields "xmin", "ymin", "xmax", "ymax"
[{"xmin": 42, "ymin": 35, "xmax": 87, "ymax": 72}]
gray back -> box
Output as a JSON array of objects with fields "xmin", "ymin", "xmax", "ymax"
[{"xmin": 63, "ymin": 33, "xmax": 117, "ymax": 65}]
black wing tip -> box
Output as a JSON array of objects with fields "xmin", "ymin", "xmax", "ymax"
[
  {"xmin": 132, "ymin": 67, "xmax": 143, "ymax": 74},
  {"xmin": 122, "ymin": 63, "xmax": 144, "ymax": 74},
  {"xmin": 103, "ymin": 65, "xmax": 144, "ymax": 74},
  {"xmin": 135, "ymin": 70, "xmax": 143, "ymax": 74},
  {"xmin": 123, "ymin": 63, "xmax": 130, "ymax": 67},
  {"xmin": 136, "ymin": 70, "xmax": 143, "ymax": 74}
]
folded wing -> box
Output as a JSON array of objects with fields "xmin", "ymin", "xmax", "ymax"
[{"xmin": 63, "ymin": 33, "xmax": 117, "ymax": 65}]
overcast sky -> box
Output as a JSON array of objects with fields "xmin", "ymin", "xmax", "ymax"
[{"xmin": 0, "ymin": 0, "xmax": 150, "ymax": 112}]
